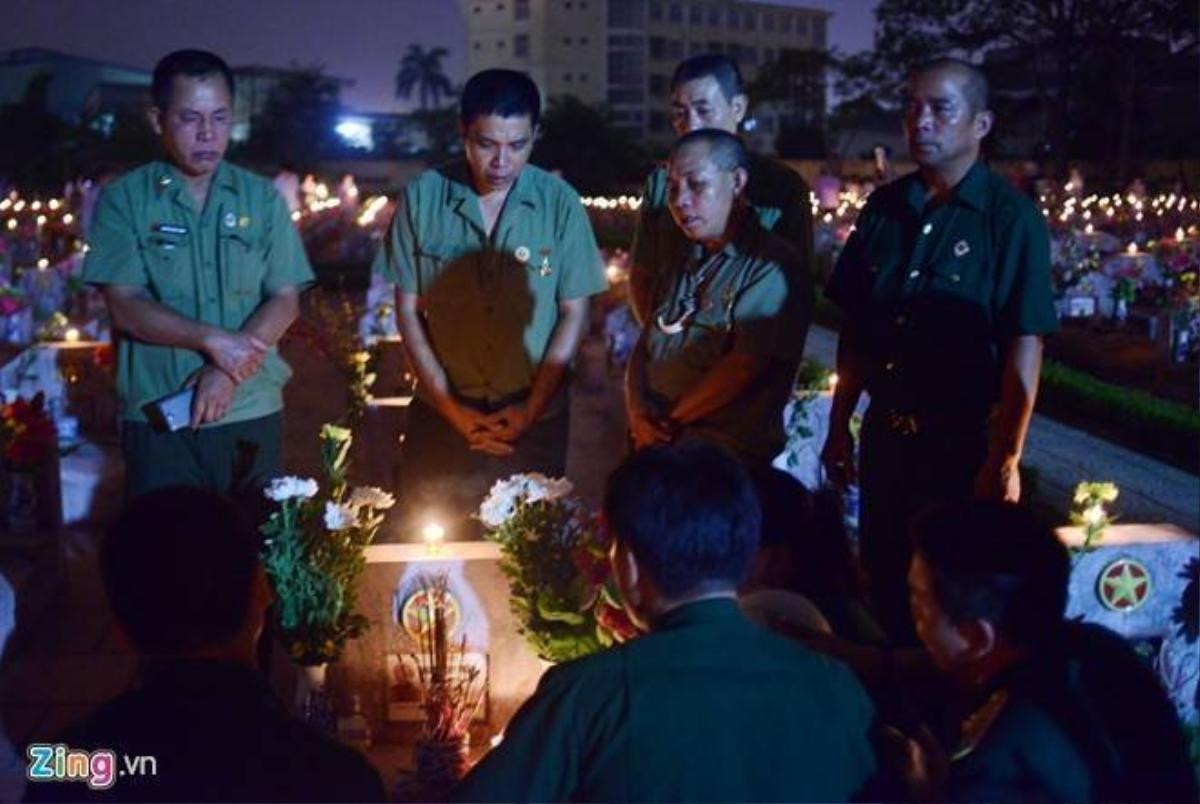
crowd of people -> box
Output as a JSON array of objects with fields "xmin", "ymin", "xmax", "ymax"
[{"xmin": 9, "ymin": 45, "xmax": 1197, "ymax": 803}]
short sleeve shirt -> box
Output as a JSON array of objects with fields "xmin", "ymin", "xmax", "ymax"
[
  {"xmin": 826, "ymin": 161, "xmax": 1058, "ymax": 422},
  {"xmin": 644, "ymin": 219, "xmax": 813, "ymax": 461},
  {"xmin": 631, "ymin": 152, "xmax": 814, "ymax": 325},
  {"xmin": 373, "ymin": 161, "xmax": 608, "ymax": 405},
  {"xmin": 83, "ymin": 160, "xmax": 314, "ymax": 424}
]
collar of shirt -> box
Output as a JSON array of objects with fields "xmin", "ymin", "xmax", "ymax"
[
  {"xmin": 652, "ymin": 597, "xmax": 744, "ymax": 632},
  {"xmin": 688, "ymin": 212, "xmax": 769, "ymax": 265},
  {"xmin": 442, "ymin": 160, "xmax": 539, "ymax": 240},
  {"xmin": 138, "ymin": 657, "xmax": 276, "ymax": 704},
  {"xmin": 904, "ymin": 160, "xmax": 989, "ymax": 215}
]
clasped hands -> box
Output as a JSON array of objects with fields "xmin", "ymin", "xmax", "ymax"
[
  {"xmin": 187, "ymin": 330, "xmax": 270, "ymax": 427},
  {"xmin": 447, "ymin": 402, "xmax": 532, "ymax": 456}
]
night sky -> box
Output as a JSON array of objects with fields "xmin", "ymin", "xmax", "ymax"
[{"xmin": 2, "ymin": 0, "xmax": 878, "ymax": 113}]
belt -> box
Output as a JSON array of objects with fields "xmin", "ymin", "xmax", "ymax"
[{"xmin": 874, "ymin": 406, "xmax": 989, "ymax": 438}]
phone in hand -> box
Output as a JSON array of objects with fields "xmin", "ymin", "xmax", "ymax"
[{"xmin": 142, "ymin": 386, "xmax": 196, "ymax": 432}]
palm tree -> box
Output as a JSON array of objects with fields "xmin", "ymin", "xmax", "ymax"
[{"xmin": 395, "ymin": 45, "xmax": 454, "ymax": 110}]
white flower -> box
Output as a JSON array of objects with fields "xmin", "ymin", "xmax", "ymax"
[
  {"xmin": 323, "ymin": 501, "xmax": 357, "ymax": 531},
  {"xmin": 1082, "ymin": 504, "xmax": 1106, "ymax": 527},
  {"xmin": 264, "ymin": 476, "xmax": 319, "ymax": 502},
  {"xmin": 478, "ymin": 473, "xmax": 574, "ymax": 528},
  {"xmin": 522, "ymin": 473, "xmax": 573, "ymax": 504},
  {"xmin": 347, "ymin": 486, "xmax": 396, "ymax": 511}
]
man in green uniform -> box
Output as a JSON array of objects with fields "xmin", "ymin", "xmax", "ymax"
[
  {"xmin": 85, "ymin": 50, "xmax": 312, "ymax": 500},
  {"xmin": 905, "ymin": 501, "xmax": 1196, "ymax": 803},
  {"xmin": 625, "ymin": 130, "xmax": 812, "ymax": 467},
  {"xmin": 629, "ymin": 53, "xmax": 813, "ymax": 326},
  {"xmin": 821, "ymin": 59, "xmax": 1058, "ymax": 642},
  {"xmin": 374, "ymin": 69, "xmax": 606, "ymax": 538},
  {"xmin": 452, "ymin": 442, "xmax": 877, "ymax": 803}
]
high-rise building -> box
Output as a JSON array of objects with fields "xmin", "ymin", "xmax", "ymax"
[{"xmin": 460, "ymin": 0, "xmax": 830, "ymax": 152}]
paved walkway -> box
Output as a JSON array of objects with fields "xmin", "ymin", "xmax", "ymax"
[{"xmin": 803, "ymin": 326, "xmax": 1200, "ymax": 532}]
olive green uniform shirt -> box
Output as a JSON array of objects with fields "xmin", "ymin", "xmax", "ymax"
[
  {"xmin": 631, "ymin": 153, "xmax": 813, "ymax": 325},
  {"xmin": 826, "ymin": 162, "xmax": 1058, "ymax": 424},
  {"xmin": 644, "ymin": 218, "xmax": 813, "ymax": 462},
  {"xmin": 84, "ymin": 160, "xmax": 313, "ymax": 425},
  {"xmin": 373, "ymin": 162, "xmax": 607, "ymax": 409},
  {"xmin": 452, "ymin": 599, "xmax": 877, "ymax": 803}
]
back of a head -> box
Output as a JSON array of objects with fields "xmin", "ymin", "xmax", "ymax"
[
  {"xmin": 671, "ymin": 53, "xmax": 746, "ymax": 101},
  {"xmin": 603, "ymin": 442, "xmax": 760, "ymax": 599},
  {"xmin": 912, "ymin": 501, "xmax": 1068, "ymax": 649},
  {"xmin": 670, "ymin": 128, "xmax": 749, "ymax": 173},
  {"xmin": 460, "ymin": 68, "xmax": 541, "ymax": 128},
  {"xmin": 101, "ymin": 486, "xmax": 259, "ymax": 656},
  {"xmin": 751, "ymin": 467, "xmax": 862, "ymax": 599},
  {"xmin": 151, "ymin": 49, "xmax": 234, "ymax": 111}
]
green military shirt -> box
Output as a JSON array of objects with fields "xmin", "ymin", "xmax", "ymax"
[
  {"xmin": 631, "ymin": 152, "xmax": 814, "ymax": 324},
  {"xmin": 826, "ymin": 161, "xmax": 1058, "ymax": 425},
  {"xmin": 452, "ymin": 599, "xmax": 877, "ymax": 803},
  {"xmin": 644, "ymin": 218, "xmax": 813, "ymax": 462},
  {"xmin": 84, "ymin": 160, "xmax": 313, "ymax": 425},
  {"xmin": 373, "ymin": 161, "xmax": 607, "ymax": 408}
]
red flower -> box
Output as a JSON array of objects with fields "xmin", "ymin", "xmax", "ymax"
[
  {"xmin": 1, "ymin": 393, "xmax": 56, "ymax": 470},
  {"xmin": 595, "ymin": 598, "xmax": 641, "ymax": 643}
]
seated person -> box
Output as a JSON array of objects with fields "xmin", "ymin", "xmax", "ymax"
[
  {"xmin": 452, "ymin": 442, "xmax": 876, "ymax": 803},
  {"xmin": 26, "ymin": 487, "xmax": 386, "ymax": 803},
  {"xmin": 741, "ymin": 467, "xmax": 884, "ymax": 646},
  {"xmin": 625, "ymin": 129, "xmax": 813, "ymax": 469},
  {"xmin": 906, "ymin": 501, "xmax": 1198, "ymax": 803}
]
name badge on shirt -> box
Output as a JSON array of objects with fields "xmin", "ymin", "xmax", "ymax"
[{"xmin": 152, "ymin": 222, "xmax": 189, "ymax": 236}]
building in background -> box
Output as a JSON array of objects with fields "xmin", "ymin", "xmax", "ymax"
[
  {"xmin": 460, "ymin": 0, "xmax": 830, "ymax": 153},
  {"xmin": 0, "ymin": 48, "xmax": 149, "ymax": 127}
]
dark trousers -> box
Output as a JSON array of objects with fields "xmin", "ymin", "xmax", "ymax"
[
  {"xmin": 395, "ymin": 395, "xmax": 569, "ymax": 541},
  {"xmin": 121, "ymin": 413, "xmax": 283, "ymax": 515},
  {"xmin": 858, "ymin": 406, "xmax": 987, "ymax": 645}
]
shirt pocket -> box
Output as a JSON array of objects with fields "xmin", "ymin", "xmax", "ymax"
[
  {"xmin": 145, "ymin": 234, "xmax": 193, "ymax": 304},
  {"xmin": 221, "ymin": 229, "xmax": 266, "ymax": 298}
]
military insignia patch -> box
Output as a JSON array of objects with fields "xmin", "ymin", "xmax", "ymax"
[{"xmin": 1098, "ymin": 557, "xmax": 1152, "ymax": 612}]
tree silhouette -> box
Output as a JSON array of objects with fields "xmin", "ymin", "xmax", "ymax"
[{"xmin": 395, "ymin": 45, "xmax": 454, "ymax": 110}]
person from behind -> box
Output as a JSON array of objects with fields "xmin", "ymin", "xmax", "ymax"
[
  {"xmin": 25, "ymin": 487, "xmax": 386, "ymax": 802},
  {"xmin": 452, "ymin": 442, "xmax": 876, "ymax": 803}
]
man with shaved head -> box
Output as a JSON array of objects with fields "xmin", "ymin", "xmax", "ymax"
[
  {"xmin": 625, "ymin": 129, "xmax": 812, "ymax": 467},
  {"xmin": 629, "ymin": 53, "xmax": 814, "ymax": 326},
  {"xmin": 821, "ymin": 58, "xmax": 1058, "ymax": 643}
]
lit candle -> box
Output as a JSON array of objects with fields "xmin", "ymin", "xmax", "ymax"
[
  {"xmin": 1126, "ymin": 242, "xmax": 1138, "ymax": 256},
  {"xmin": 422, "ymin": 521, "xmax": 445, "ymax": 554},
  {"xmin": 1085, "ymin": 223, "xmax": 1094, "ymax": 235},
  {"xmin": 1175, "ymin": 227, "xmax": 1186, "ymax": 242},
  {"xmin": 827, "ymin": 373, "xmax": 839, "ymax": 390},
  {"xmin": 64, "ymin": 327, "xmax": 80, "ymax": 343}
]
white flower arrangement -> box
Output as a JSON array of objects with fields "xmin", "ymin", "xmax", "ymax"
[
  {"xmin": 265, "ymin": 476, "xmax": 319, "ymax": 502},
  {"xmin": 260, "ymin": 425, "xmax": 398, "ymax": 665},
  {"xmin": 478, "ymin": 473, "xmax": 574, "ymax": 528}
]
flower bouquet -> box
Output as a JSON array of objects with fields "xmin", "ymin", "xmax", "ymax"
[
  {"xmin": 0, "ymin": 392, "xmax": 60, "ymax": 532},
  {"xmin": 479, "ymin": 473, "xmax": 639, "ymax": 663},
  {"xmin": 260, "ymin": 423, "xmax": 395, "ymax": 665}
]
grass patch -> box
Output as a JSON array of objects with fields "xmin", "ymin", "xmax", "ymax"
[{"xmin": 1037, "ymin": 359, "xmax": 1200, "ymax": 474}]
